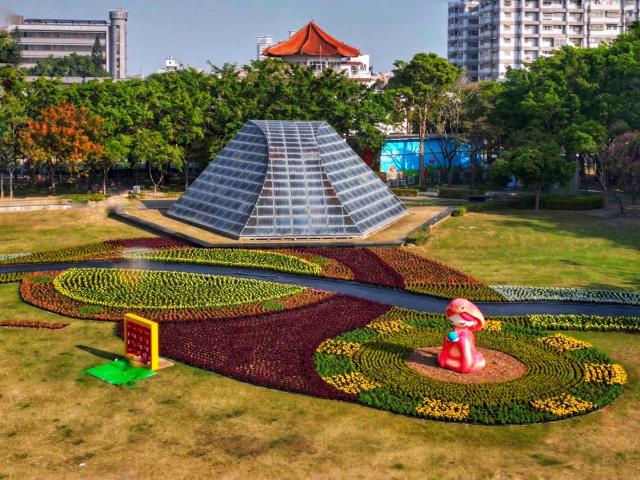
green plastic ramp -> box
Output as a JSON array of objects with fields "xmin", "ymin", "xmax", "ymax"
[{"xmin": 86, "ymin": 359, "xmax": 156, "ymax": 385}]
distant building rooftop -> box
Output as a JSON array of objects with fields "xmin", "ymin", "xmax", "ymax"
[
  {"xmin": 22, "ymin": 18, "xmax": 109, "ymax": 26},
  {"xmin": 264, "ymin": 22, "xmax": 360, "ymax": 58}
]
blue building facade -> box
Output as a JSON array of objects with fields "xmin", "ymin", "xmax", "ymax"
[{"xmin": 379, "ymin": 137, "xmax": 476, "ymax": 176}]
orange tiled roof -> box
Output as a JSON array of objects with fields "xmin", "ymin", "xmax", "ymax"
[{"xmin": 263, "ymin": 22, "xmax": 360, "ymax": 58}]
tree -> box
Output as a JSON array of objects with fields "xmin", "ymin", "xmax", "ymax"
[
  {"xmin": 388, "ymin": 53, "xmax": 460, "ymax": 186},
  {"xmin": 95, "ymin": 134, "xmax": 131, "ymax": 195},
  {"xmin": 90, "ymin": 36, "xmax": 105, "ymax": 70},
  {"xmin": 600, "ymin": 131, "xmax": 640, "ymax": 214},
  {"xmin": 146, "ymin": 69, "xmax": 211, "ymax": 189},
  {"xmin": 131, "ymin": 129, "xmax": 183, "ymax": 193},
  {"xmin": 0, "ymin": 29, "xmax": 21, "ymax": 65},
  {"xmin": 0, "ymin": 66, "xmax": 27, "ymax": 199},
  {"xmin": 492, "ymin": 135, "xmax": 575, "ymax": 210},
  {"xmin": 18, "ymin": 103, "xmax": 104, "ymax": 193},
  {"xmin": 28, "ymin": 53, "xmax": 110, "ymax": 78}
]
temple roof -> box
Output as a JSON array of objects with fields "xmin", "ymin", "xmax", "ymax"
[{"xmin": 263, "ymin": 22, "xmax": 360, "ymax": 58}]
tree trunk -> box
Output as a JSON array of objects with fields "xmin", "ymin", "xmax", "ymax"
[
  {"xmin": 535, "ymin": 186, "xmax": 542, "ymax": 211},
  {"xmin": 9, "ymin": 166, "xmax": 15, "ymax": 199},
  {"xmin": 612, "ymin": 190, "xmax": 625, "ymax": 216},
  {"xmin": 418, "ymin": 123, "xmax": 426, "ymax": 188},
  {"xmin": 50, "ymin": 164, "xmax": 56, "ymax": 195},
  {"xmin": 102, "ymin": 166, "xmax": 111, "ymax": 196},
  {"xmin": 1, "ymin": 168, "xmax": 4, "ymax": 200}
]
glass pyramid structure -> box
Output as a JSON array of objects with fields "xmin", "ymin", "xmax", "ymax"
[{"xmin": 168, "ymin": 120, "xmax": 408, "ymax": 239}]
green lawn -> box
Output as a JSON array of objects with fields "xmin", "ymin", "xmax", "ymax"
[
  {"xmin": 418, "ymin": 210, "xmax": 640, "ymax": 290},
  {"xmin": 0, "ymin": 208, "xmax": 154, "ymax": 254},
  {"xmin": 0, "ymin": 282, "xmax": 638, "ymax": 479},
  {"xmin": 1, "ymin": 208, "xmax": 639, "ymax": 478}
]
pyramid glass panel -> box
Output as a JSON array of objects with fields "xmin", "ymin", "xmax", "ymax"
[{"xmin": 168, "ymin": 120, "xmax": 408, "ymax": 239}]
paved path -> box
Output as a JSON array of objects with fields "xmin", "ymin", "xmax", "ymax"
[{"xmin": 3, "ymin": 260, "xmax": 640, "ymax": 317}]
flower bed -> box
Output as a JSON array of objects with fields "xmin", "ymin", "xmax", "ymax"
[
  {"xmin": 53, "ymin": 268, "xmax": 304, "ymax": 310},
  {"xmin": 491, "ymin": 285, "xmax": 640, "ymax": 305},
  {"xmin": 0, "ymin": 272, "xmax": 29, "ymax": 284},
  {"xmin": 314, "ymin": 308, "xmax": 626, "ymax": 424},
  {"xmin": 288, "ymin": 248, "xmax": 404, "ymax": 288},
  {"xmin": 0, "ymin": 320, "xmax": 69, "ymax": 329},
  {"xmin": 157, "ymin": 295, "xmax": 390, "ymax": 399},
  {"xmin": 105, "ymin": 237, "xmax": 190, "ymax": 249},
  {"xmin": 123, "ymin": 248, "xmax": 323, "ymax": 276},
  {"xmin": 505, "ymin": 314, "xmax": 640, "ymax": 333},
  {"xmin": 272, "ymin": 249, "xmax": 354, "ymax": 280},
  {"xmin": 21, "ymin": 270, "xmax": 330, "ymax": 322},
  {"xmin": 0, "ymin": 242, "xmax": 122, "ymax": 265}
]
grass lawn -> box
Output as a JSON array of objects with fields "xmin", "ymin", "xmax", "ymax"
[
  {"xmin": 0, "ymin": 207, "xmax": 154, "ymax": 255},
  {"xmin": 0, "ymin": 282, "xmax": 638, "ymax": 479},
  {"xmin": 418, "ymin": 210, "xmax": 640, "ymax": 290}
]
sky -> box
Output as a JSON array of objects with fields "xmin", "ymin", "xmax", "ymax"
[{"xmin": 0, "ymin": 0, "xmax": 450, "ymax": 76}]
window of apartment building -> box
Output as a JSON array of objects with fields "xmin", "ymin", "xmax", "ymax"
[
  {"xmin": 606, "ymin": 24, "xmax": 619, "ymax": 30},
  {"xmin": 590, "ymin": 24, "xmax": 605, "ymax": 31}
]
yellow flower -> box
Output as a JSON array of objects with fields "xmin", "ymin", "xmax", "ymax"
[
  {"xmin": 367, "ymin": 319, "xmax": 413, "ymax": 334},
  {"xmin": 316, "ymin": 339, "xmax": 361, "ymax": 357},
  {"xmin": 483, "ymin": 319, "xmax": 502, "ymax": 332},
  {"xmin": 416, "ymin": 398, "xmax": 470, "ymax": 421},
  {"xmin": 537, "ymin": 334, "xmax": 592, "ymax": 352},
  {"xmin": 584, "ymin": 363, "xmax": 627, "ymax": 385},
  {"xmin": 322, "ymin": 372, "xmax": 379, "ymax": 394},
  {"xmin": 531, "ymin": 394, "xmax": 594, "ymax": 417}
]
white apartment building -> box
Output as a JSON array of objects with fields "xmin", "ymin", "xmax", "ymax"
[
  {"xmin": 449, "ymin": 0, "xmax": 640, "ymax": 81},
  {"xmin": 6, "ymin": 9, "xmax": 128, "ymax": 79},
  {"xmin": 257, "ymin": 35, "xmax": 275, "ymax": 61}
]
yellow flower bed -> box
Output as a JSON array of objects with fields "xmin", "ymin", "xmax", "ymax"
[
  {"xmin": 483, "ymin": 319, "xmax": 502, "ymax": 332},
  {"xmin": 531, "ymin": 394, "xmax": 594, "ymax": 417},
  {"xmin": 322, "ymin": 372, "xmax": 379, "ymax": 394},
  {"xmin": 584, "ymin": 363, "xmax": 627, "ymax": 385},
  {"xmin": 537, "ymin": 333, "xmax": 592, "ymax": 352},
  {"xmin": 367, "ymin": 319, "xmax": 413, "ymax": 334},
  {"xmin": 416, "ymin": 398, "xmax": 470, "ymax": 421},
  {"xmin": 316, "ymin": 339, "xmax": 361, "ymax": 357}
]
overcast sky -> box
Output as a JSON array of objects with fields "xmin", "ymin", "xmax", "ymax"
[{"xmin": 1, "ymin": 0, "xmax": 450, "ymax": 76}]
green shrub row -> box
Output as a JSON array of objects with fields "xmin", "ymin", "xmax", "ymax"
[
  {"xmin": 438, "ymin": 187, "xmax": 486, "ymax": 199},
  {"xmin": 391, "ymin": 187, "xmax": 420, "ymax": 197}
]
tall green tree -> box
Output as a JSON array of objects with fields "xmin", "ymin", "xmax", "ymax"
[
  {"xmin": 0, "ymin": 29, "xmax": 21, "ymax": 65},
  {"xmin": 0, "ymin": 67, "xmax": 26, "ymax": 199},
  {"xmin": 146, "ymin": 69, "xmax": 211, "ymax": 188},
  {"xmin": 388, "ymin": 53, "xmax": 460, "ymax": 186},
  {"xmin": 90, "ymin": 36, "xmax": 105, "ymax": 70},
  {"xmin": 492, "ymin": 135, "xmax": 575, "ymax": 210},
  {"xmin": 131, "ymin": 129, "xmax": 183, "ymax": 193}
]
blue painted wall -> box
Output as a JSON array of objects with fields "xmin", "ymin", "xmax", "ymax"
[{"xmin": 380, "ymin": 138, "xmax": 475, "ymax": 175}]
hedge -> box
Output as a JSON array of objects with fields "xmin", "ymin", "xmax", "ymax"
[
  {"xmin": 514, "ymin": 195, "xmax": 605, "ymax": 210},
  {"xmin": 391, "ymin": 187, "xmax": 420, "ymax": 197},
  {"xmin": 438, "ymin": 187, "xmax": 486, "ymax": 199}
]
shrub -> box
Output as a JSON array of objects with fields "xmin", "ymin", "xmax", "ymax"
[
  {"xmin": 438, "ymin": 186, "xmax": 485, "ymax": 199},
  {"xmin": 61, "ymin": 193, "xmax": 105, "ymax": 203},
  {"xmin": 514, "ymin": 195, "xmax": 604, "ymax": 210},
  {"xmin": 451, "ymin": 206, "xmax": 467, "ymax": 217},
  {"xmin": 391, "ymin": 187, "xmax": 420, "ymax": 197},
  {"xmin": 405, "ymin": 226, "xmax": 431, "ymax": 246}
]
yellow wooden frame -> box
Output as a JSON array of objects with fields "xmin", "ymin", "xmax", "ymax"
[{"xmin": 124, "ymin": 313, "xmax": 159, "ymax": 371}]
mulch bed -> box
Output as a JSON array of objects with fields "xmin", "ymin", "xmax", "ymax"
[{"xmin": 406, "ymin": 347, "xmax": 528, "ymax": 384}]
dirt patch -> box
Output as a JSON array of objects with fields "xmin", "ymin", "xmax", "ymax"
[{"xmin": 406, "ymin": 347, "xmax": 527, "ymax": 384}]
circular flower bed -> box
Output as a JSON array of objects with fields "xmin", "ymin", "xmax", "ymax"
[
  {"xmin": 53, "ymin": 268, "xmax": 305, "ymax": 310},
  {"xmin": 314, "ymin": 314, "xmax": 626, "ymax": 424}
]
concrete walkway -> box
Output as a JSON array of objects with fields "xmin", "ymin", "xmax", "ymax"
[{"xmin": 3, "ymin": 260, "xmax": 640, "ymax": 317}]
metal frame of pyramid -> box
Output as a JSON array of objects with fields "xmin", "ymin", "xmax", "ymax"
[{"xmin": 168, "ymin": 120, "xmax": 408, "ymax": 240}]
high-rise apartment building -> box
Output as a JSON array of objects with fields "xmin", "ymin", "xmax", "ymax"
[
  {"xmin": 257, "ymin": 35, "xmax": 274, "ymax": 60},
  {"xmin": 448, "ymin": 0, "xmax": 640, "ymax": 81},
  {"xmin": 6, "ymin": 9, "xmax": 128, "ymax": 79}
]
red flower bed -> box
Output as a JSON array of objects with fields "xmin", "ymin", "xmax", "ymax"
[
  {"xmin": 0, "ymin": 320, "xmax": 68, "ymax": 329},
  {"xmin": 369, "ymin": 248, "xmax": 484, "ymax": 286},
  {"xmin": 20, "ymin": 272, "xmax": 332, "ymax": 322},
  {"xmin": 155, "ymin": 295, "xmax": 391, "ymax": 399},
  {"xmin": 105, "ymin": 237, "xmax": 190, "ymax": 249},
  {"xmin": 291, "ymin": 248, "xmax": 404, "ymax": 288}
]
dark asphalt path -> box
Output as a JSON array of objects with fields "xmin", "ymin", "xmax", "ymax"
[{"xmin": 2, "ymin": 260, "xmax": 640, "ymax": 317}]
